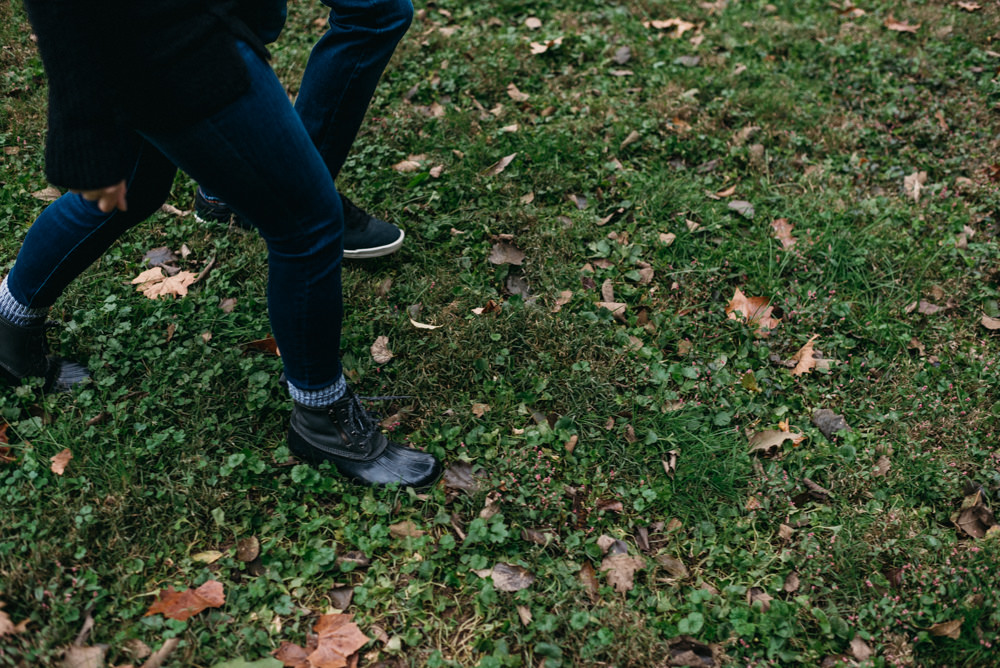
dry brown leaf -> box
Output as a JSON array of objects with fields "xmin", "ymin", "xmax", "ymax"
[
  {"xmin": 783, "ymin": 572, "xmax": 800, "ymax": 593},
  {"xmin": 601, "ymin": 279, "xmax": 615, "ymax": 303},
  {"xmin": 726, "ymin": 288, "xmax": 780, "ymax": 335},
  {"xmin": 659, "ymin": 232, "xmax": 677, "ymax": 246},
  {"xmin": 981, "ymin": 315, "xmax": 1000, "ymax": 330},
  {"xmin": 885, "ymin": 16, "xmax": 920, "ymax": 32},
  {"xmin": 579, "ymin": 562, "xmax": 599, "ymax": 603},
  {"xmin": 392, "ymin": 159, "xmax": 421, "ymax": 173},
  {"xmin": 874, "ymin": 455, "xmax": 892, "ymax": 477},
  {"xmin": 748, "ymin": 430, "xmax": 804, "ymax": 456},
  {"xmin": 957, "ymin": 2, "xmax": 981, "ymax": 10},
  {"xmin": 716, "ymin": 184, "xmax": 738, "ymax": 198},
  {"xmin": 485, "ymin": 563, "xmax": 535, "ymax": 592},
  {"xmin": 50, "ymin": 448, "xmax": 73, "ymax": 475},
  {"xmin": 747, "ymin": 587, "xmax": 773, "ymax": 612},
  {"xmin": 655, "ymin": 554, "xmax": 688, "ymax": 578},
  {"xmin": 597, "ymin": 301, "xmax": 627, "ymax": 322},
  {"xmin": 601, "ymin": 553, "xmax": 645, "ymax": 593},
  {"xmin": 552, "ymin": 290, "xmax": 573, "ymax": 313},
  {"xmin": 516, "ymin": 605, "xmax": 532, "ymax": 625},
  {"xmin": 62, "ymin": 645, "xmax": 106, "ymax": 668},
  {"xmin": 236, "ymin": 536, "xmax": 261, "ymax": 562},
  {"xmin": 31, "ymin": 186, "xmax": 62, "ymax": 202},
  {"xmin": 144, "ymin": 580, "xmax": 224, "ymax": 621},
  {"xmin": 484, "ymin": 152, "xmax": 518, "ymax": 176},
  {"xmin": 132, "ymin": 268, "xmax": 198, "ymax": 300},
  {"xmin": 929, "ymin": 618, "xmax": 963, "ymax": 639},
  {"xmin": 528, "ymin": 37, "xmax": 563, "ymax": 54},
  {"xmin": 644, "ymin": 18, "xmax": 696, "ymax": 37},
  {"xmin": 778, "ymin": 524, "xmax": 795, "ymax": 541},
  {"xmin": 488, "ymin": 241, "xmax": 525, "ymax": 265},
  {"xmin": 904, "ymin": 171, "xmax": 927, "ymax": 202},
  {"xmin": 370, "ymin": 336, "xmax": 393, "ymax": 365},
  {"xmin": 506, "ymin": 83, "xmax": 530, "ymax": 102},
  {"xmin": 524, "ymin": 16, "xmax": 542, "ymax": 29},
  {"xmin": 0, "ymin": 601, "xmax": 29, "ymax": 637},
  {"xmin": 790, "ymin": 335, "xmax": 820, "ymax": 376},
  {"xmin": 388, "ymin": 521, "xmax": 424, "ymax": 538},
  {"xmin": 849, "ymin": 635, "xmax": 872, "ymax": 662},
  {"xmin": 191, "ymin": 550, "xmax": 224, "ymax": 564},
  {"xmin": 471, "ymin": 403, "xmax": 490, "ymax": 417},
  {"xmin": 771, "ymin": 218, "xmax": 797, "ymax": 249}
]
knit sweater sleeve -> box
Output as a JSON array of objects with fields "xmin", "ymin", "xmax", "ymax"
[{"xmin": 23, "ymin": 0, "xmax": 133, "ymax": 190}]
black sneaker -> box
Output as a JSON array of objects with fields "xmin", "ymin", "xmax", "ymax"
[
  {"xmin": 288, "ymin": 388, "xmax": 441, "ymax": 490},
  {"xmin": 0, "ymin": 316, "xmax": 89, "ymax": 393},
  {"xmin": 194, "ymin": 187, "xmax": 248, "ymax": 228},
  {"xmin": 341, "ymin": 196, "xmax": 405, "ymax": 259}
]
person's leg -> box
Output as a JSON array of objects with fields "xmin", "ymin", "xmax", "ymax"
[
  {"xmin": 143, "ymin": 40, "xmax": 439, "ymax": 488},
  {"xmin": 296, "ymin": 0, "xmax": 413, "ymax": 180},
  {"xmin": 0, "ymin": 141, "xmax": 177, "ymax": 391},
  {"xmin": 195, "ymin": 0, "xmax": 413, "ymax": 259}
]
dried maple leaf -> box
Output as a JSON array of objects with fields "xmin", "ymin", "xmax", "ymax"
[
  {"xmin": 308, "ymin": 614, "xmax": 370, "ymax": 668},
  {"xmin": 50, "ymin": 448, "xmax": 72, "ymax": 475},
  {"xmin": 242, "ymin": 335, "xmax": 281, "ymax": 357},
  {"xmin": 748, "ymin": 429, "xmax": 804, "ymax": 456},
  {"xmin": 145, "ymin": 580, "xmax": 225, "ymax": 621},
  {"xmin": 0, "ymin": 601, "xmax": 29, "ymax": 637},
  {"xmin": 726, "ymin": 288, "xmax": 780, "ymax": 335},
  {"xmin": 132, "ymin": 267, "xmax": 198, "ymax": 300}
]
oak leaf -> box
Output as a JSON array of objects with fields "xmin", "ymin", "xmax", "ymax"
[
  {"xmin": 771, "ymin": 218, "xmax": 797, "ymax": 249},
  {"xmin": 601, "ymin": 553, "xmax": 645, "ymax": 592},
  {"xmin": 145, "ymin": 580, "xmax": 225, "ymax": 621},
  {"xmin": 790, "ymin": 335, "xmax": 820, "ymax": 376}
]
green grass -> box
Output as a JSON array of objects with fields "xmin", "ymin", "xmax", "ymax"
[{"xmin": 3, "ymin": 0, "xmax": 1000, "ymax": 666}]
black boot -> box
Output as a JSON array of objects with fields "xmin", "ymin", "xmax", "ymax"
[
  {"xmin": 0, "ymin": 316, "xmax": 89, "ymax": 392},
  {"xmin": 288, "ymin": 388, "xmax": 442, "ymax": 490}
]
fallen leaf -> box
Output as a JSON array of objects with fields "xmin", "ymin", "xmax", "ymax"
[
  {"xmin": 666, "ymin": 636, "xmax": 720, "ymax": 667},
  {"xmin": 552, "ymin": 290, "xmax": 573, "ymax": 313},
  {"xmin": 145, "ymin": 580, "xmax": 225, "ymax": 621},
  {"xmin": 802, "ymin": 478, "xmax": 833, "ymax": 502},
  {"xmin": 771, "ymin": 218, "xmax": 797, "ymax": 249},
  {"xmin": 388, "ymin": 521, "xmax": 424, "ymax": 538},
  {"xmin": 655, "ymin": 554, "xmax": 689, "ymax": 578},
  {"xmin": 506, "ymin": 83, "xmax": 530, "ymax": 102},
  {"xmin": 874, "ymin": 455, "xmax": 892, "ymax": 477},
  {"xmin": 330, "ymin": 586, "xmax": 354, "ymax": 611},
  {"xmin": 662, "ymin": 450, "xmax": 678, "ymax": 477},
  {"xmin": 597, "ymin": 301, "xmax": 627, "ymax": 322},
  {"xmin": 298, "ymin": 614, "xmax": 370, "ymax": 668},
  {"xmin": 716, "ymin": 184, "xmax": 738, "ymax": 198},
  {"xmin": 957, "ymin": 1, "xmax": 981, "ymax": 10},
  {"xmin": 31, "ymin": 186, "xmax": 62, "ymax": 202},
  {"xmin": 981, "ymin": 315, "xmax": 1000, "ymax": 330},
  {"xmin": 850, "ymin": 635, "xmax": 872, "ymax": 662},
  {"xmin": 929, "ymin": 618, "xmax": 963, "ymax": 639},
  {"xmin": 778, "ymin": 524, "xmax": 795, "ymax": 541},
  {"xmin": 790, "ymin": 335, "xmax": 820, "ymax": 376},
  {"xmin": 954, "ymin": 490, "xmax": 996, "ymax": 539},
  {"xmin": 726, "ymin": 288, "xmax": 780, "ymax": 335},
  {"xmin": 484, "ymin": 152, "xmax": 518, "ymax": 177},
  {"xmin": 516, "ymin": 605, "xmax": 532, "ymax": 625},
  {"xmin": 784, "ymin": 572, "xmax": 800, "ymax": 593},
  {"xmin": 0, "ymin": 601, "xmax": 29, "ymax": 637},
  {"xmin": 524, "ymin": 16, "xmax": 542, "ymax": 29},
  {"xmin": 601, "ymin": 553, "xmax": 645, "ymax": 593},
  {"xmin": 485, "ymin": 563, "xmax": 535, "ymax": 592},
  {"xmin": 61, "ymin": 645, "xmax": 106, "ymax": 668},
  {"xmin": 132, "ymin": 268, "xmax": 198, "ymax": 300},
  {"xmin": 220, "ymin": 298, "xmax": 237, "ymax": 313},
  {"xmin": 409, "ymin": 318, "xmax": 441, "ymax": 330},
  {"xmin": 50, "ymin": 449, "xmax": 73, "ymax": 475},
  {"xmin": 489, "ymin": 241, "xmax": 525, "ymax": 265},
  {"xmin": 659, "ymin": 232, "xmax": 677, "ymax": 246},
  {"xmin": 191, "ymin": 550, "xmax": 224, "ymax": 564},
  {"xmin": 528, "ymin": 37, "xmax": 563, "ymax": 54},
  {"xmin": 728, "ymin": 200, "xmax": 755, "ymax": 219},
  {"xmin": 579, "ymin": 562, "xmax": 599, "ymax": 603},
  {"xmin": 885, "ymin": 16, "xmax": 920, "ymax": 33},
  {"xmin": 644, "ymin": 18, "xmax": 696, "ymax": 37},
  {"xmin": 471, "ymin": 403, "xmax": 490, "ymax": 417},
  {"xmin": 143, "ymin": 246, "xmax": 179, "ymax": 268},
  {"xmin": 747, "ymin": 587, "xmax": 773, "ymax": 611},
  {"xmin": 904, "ymin": 171, "xmax": 927, "ymax": 202},
  {"xmin": 370, "ymin": 336, "xmax": 393, "ymax": 365}
]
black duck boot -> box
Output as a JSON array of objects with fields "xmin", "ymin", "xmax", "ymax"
[
  {"xmin": 0, "ymin": 315, "xmax": 90, "ymax": 392},
  {"xmin": 288, "ymin": 387, "xmax": 442, "ymax": 490}
]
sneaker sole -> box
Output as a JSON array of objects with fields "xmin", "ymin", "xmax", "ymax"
[{"xmin": 343, "ymin": 229, "xmax": 405, "ymax": 259}]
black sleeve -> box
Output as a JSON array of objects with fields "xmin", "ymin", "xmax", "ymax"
[{"xmin": 23, "ymin": 0, "xmax": 134, "ymax": 190}]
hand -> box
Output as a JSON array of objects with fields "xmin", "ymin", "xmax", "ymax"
[{"xmin": 73, "ymin": 180, "xmax": 128, "ymax": 213}]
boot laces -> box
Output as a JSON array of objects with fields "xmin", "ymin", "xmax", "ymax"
[{"xmin": 346, "ymin": 395, "xmax": 410, "ymax": 436}]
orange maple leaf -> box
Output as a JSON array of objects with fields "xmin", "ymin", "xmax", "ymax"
[
  {"xmin": 145, "ymin": 580, "xmax": 225, "ymax": 621},
  {"xmin": 726, "ymin": 288, "xmax": 780, "ymax": 336},
  {"xmin": 791, "ymin": 335, "xmax": 819, "ymax": 376},
  {"xmin": 274, "ymin": 614, "xmax": 370, "ymax": 668}
]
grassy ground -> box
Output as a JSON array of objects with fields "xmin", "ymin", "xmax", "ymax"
[{"xmin": 2, "ymin": 0, "xmax": 1000, "ymax": 666}]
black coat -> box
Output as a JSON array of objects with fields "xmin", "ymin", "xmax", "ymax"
[{"xmin": 24, "ymin": 0, "xmax": 274, "ymax": 189}]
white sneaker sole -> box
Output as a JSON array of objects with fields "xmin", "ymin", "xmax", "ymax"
[{"xmin": 343, "ymin": 229, "xmax": 405, "ymax": 259}]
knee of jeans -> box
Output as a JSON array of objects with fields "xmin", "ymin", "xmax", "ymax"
[{"xmin": 370, "ymin": 0, "xmax": 413, "ymax": 37}]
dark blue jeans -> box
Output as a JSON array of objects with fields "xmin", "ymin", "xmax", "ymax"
[{"xmin": 7, "ymin": 41, "xmax": 351, "ymax": 393}]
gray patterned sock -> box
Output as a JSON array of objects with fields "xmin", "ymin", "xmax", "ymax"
[
  {"xmin": 288, "ymin": 374, "xmax": 348, "ymax": 407},
  {"xmin": 0, "ymin": 276, "xmax": 47, "ymax": 327}
]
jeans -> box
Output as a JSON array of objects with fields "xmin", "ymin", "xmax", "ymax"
[{"xmin": 6, "ymin": 41, "xmax": 351, "ymax": 393}]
